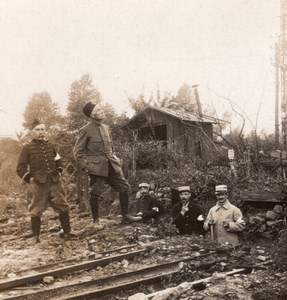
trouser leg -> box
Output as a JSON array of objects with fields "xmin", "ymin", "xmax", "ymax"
[
  {"xmin": 89, "ymin": 174, "xmax": 105, "ymax": 223},
  {"xmin": 105, "ymin": 164, "xmax": 132, "ymax": 219},
  {"xmin": 59, "ymin": 212, "xmax": 71, "ymax": 234},
  {"xmin": 119, "ymin": 191, "xmax": 141, "ymax": 223},
  {"xmin": 59, "ymin": 212, "xmax": 77, "ymax": 239},
  {"xmin": 89, "ymin": 196, "xmax": 99, "ymax": 222},
  {"xmin": 31, "ymin": 216, "xmax": 41, "ymax": 243},
  {"xmin": 119, "ymin": 191, "xmax": 129, "ymax": 216},
  {"xmin": 31, "ymin": 216, "xmax": 41, "ymax": 236}
]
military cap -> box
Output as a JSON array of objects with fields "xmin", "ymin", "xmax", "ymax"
[
  {"xmin": 83, "ymin": 101, "xmax": 96, "ymax": 117},
  {"xmin": 215, "ymin": 185, "xmax": 228, "ymax": 193},
  {"xmin": 178, "ymin": 186, "xmax": 191, "ymax": 193},
  {"xmin": 139, "ymin": 182, "xmax": 149, "ymax": 189}
]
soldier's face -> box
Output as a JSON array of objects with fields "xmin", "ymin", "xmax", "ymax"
[
  {"xmin": 179, "ymin": 192, "xmax": 191, "ymax": 203},
  {"xmin": 91, "ymin": 105, "xmax": 106, "ymax": 120},
  {"xmin": 32, "ymin": 124, "xmax": 46, "ymax": 140},
  {"xmin": 216, "ymin": 192, "xmax": 228, "ymax": 205},
  {"xmin": 139, "ymin": 187, "xmax": 149, "ymax": 195}
]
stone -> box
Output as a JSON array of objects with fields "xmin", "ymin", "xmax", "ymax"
[
  {"xmin": 253, "ymin": 216, "xmax": 265, "ymax": 224},
  {"xmin": 128, "ymin": 293, "xmax": 147, "ymax": 300},
  {"xmin": 257, "ymin": 255, "xmax": 267, "ymax": 261},
  {"xmin": 273, "ymin": 205, "xmax": 283, "ymax": 215},
  {"xmin": 43, "ymin": 276, "xmax": 55, "ymax": 284},
  {"xmin": 266, "ymin": 210, "xmax": 278, "ymax": 220},
  {"xmin": 259, "ymin": 224, "xmax": 267, "ymax": 232},
  {"xmin": 121, "ymin": 259, "xmax": 129, "ymax": 268},
  {"xmin": 138, "ymin": 235, "xmax": 156, "ymax": 243},
  {"xmin": 248, "ymin": 216, "xmax": 256, "ymax": 225},
  {"xmin": 266, "ymin": 221, "xmax": 276, "ymax": 227}
]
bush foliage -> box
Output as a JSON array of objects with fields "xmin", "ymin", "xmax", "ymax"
[{"xmin": 0, "ymin": 128, "xmax": 285, "ymax": 204}]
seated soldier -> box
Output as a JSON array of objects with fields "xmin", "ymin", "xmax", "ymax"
[
  {"xmin": 171, "ymin": 186, "xmax": 204, "ymax": 235},
  {"xmin": 135, "ymin": 183, "xmax": 160, "ymax": 223}
]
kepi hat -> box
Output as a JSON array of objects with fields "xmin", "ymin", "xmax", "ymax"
[
  {"xmin": 178, "ymin": 186, "xmax": 191, "ymax": 193},
  {"xmin": 139, "ymin": 182, "xmax": 149, "ymax": 189},
  {"xmin": 215, "ymin": 185, "xmax": 228, "ymax": 193}
]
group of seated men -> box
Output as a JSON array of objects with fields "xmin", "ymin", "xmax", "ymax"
[{"xmin": 135, "ymin": 182, "xmax": 245, "ymax": 246}]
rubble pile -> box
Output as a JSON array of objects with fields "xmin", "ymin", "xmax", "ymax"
[{"xmin": 245, "ymin": 204, "xmax": 287, "ymax": 240}]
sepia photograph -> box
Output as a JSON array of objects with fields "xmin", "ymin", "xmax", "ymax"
[{"xmin": 0, "ymin": 1, "xmax": 286, "ymax": 299}]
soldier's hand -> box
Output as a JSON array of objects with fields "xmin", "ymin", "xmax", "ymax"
[
  {"xmin": 236, "ymin": 217, "xmax": 245, "ymax": 226},
  {"xmin": 208, "ymin": 219, "xmax": 215, "ymax": 226},
  {"xmin": 181, "ymin": 204, "xmax": 189, "ymax": 215},
  {"xmin": 136, "ymin": 191, "xmax": 142, "ymax": 199},
  {"xmin": 137, "ymin": 212, "xmax": 143, "ymax": 216},
  {"xmin": 222, "ymin": 220, "xmax": 229, "ymax": 228}
]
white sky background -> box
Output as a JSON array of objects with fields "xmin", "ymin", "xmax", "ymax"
[{"xmin": 0, "ymin": 0, "xmax": 280, "ymax": 137}]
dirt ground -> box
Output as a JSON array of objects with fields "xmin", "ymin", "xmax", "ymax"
[{"xmin": 1, "ymin": 194, "xmax": 287, "ymax": 300}]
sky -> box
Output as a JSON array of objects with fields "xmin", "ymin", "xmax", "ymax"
[{"xmin": 0, "ymin": 0, "xmax": 280, "ymax": 137}]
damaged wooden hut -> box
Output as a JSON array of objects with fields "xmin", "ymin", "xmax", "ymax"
[{"xmin": 124, "ymin": 106, "xmax": 226, "ymax": 162}]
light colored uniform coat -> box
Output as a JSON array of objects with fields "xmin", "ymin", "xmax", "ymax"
[{"xmin": 204, "ymin": 200, "xmax": 245, "ymax": 246}]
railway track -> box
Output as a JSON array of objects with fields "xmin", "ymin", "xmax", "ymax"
[
  {"xmin": 1, "ymin": 237, "xmax": 273, "ymax": 300},
  {"xmin": 0, "ymin": 243, "xmax": 222, "ymax": 300},
  {"xmin": 10, "ymin": 243, "xmax": 140, "ymax": 278}
]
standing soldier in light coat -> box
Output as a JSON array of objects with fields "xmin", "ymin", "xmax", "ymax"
[
  {"xmin": 204, "ymin": 185, "xmax": 245, "ymax": 246},
  {"xmin": 16, "ymin": 120, "xmax": 75, "ymax": 244},
  {"xmin": 73, "ymin": 101, "xmax": 139, "ymax": 227}
]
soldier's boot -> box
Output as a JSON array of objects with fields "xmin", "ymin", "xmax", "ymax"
[
  {"xmin": 31, "ymin": 216, "xmax": 41, "ymax": 244},
  {"xmin": 90, "ymin": 196, "xmax": 104, "ymax": 230},
  {"xmin": 77, "ymin": 190, "xmax": 91, "ymax": 216},
  {"xmin": 77, "ymin": 198, "xmax": 90, "ymax": 216},
  {"xmin": 59, "ymin": 212, "xmax": 77, "ymax": 239},
  {"xmin": 119, "ymin": 191, "xmax": 141, "ymax": 224}
]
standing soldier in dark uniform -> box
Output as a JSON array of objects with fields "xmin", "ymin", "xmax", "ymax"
[
  {"xmin": 135, "ymin": 182, "xmax": 160, "ymax": 223},
  {"xmin": 171, "ymin": 186, "xmax": 204, "ymax": 235},
  {"xmin": 73, "ymin": 101, "xmax": 139, "ymax": 227},
  {"xmin": 16, "ymin": 120, "xmax": 75, "ymax": 244}
]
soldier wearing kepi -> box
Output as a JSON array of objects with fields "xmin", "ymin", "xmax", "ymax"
[
  {"xmin": 135, "ymin": 183, "xmax": 160, "ymax": 223},
  {"xmin": 73, "ymin": 101, "xmax": 139, "ymax": 226},
  {"xmin": 171, "ymin": 186, "xmax": 204, "ymax": 235},
  {"xmin": 16, "ymin": 120, "xmax": 75, "ymax": 244},
  {"xmin": 204, "ymin": 185, "xmax": 245, "ymax": 246}
]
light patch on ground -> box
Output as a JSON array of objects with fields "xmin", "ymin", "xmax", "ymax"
[{"xmin": 0, "ymin": 247, "xmax": 52, "ymax": 276}]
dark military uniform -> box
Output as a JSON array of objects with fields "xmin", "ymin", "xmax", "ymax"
[
  {"xmin": 16, "ymin": 139, "xmax": 71, "ymax": 239},
  {"xmin": 73, "ymin": 120, "xmax": 132, "ymax": 222},
  {"xmin": 171, "ymin": 201, "xmax": 204, "ymax": 235},
  {"xmin": 136, "ymin": 194, "xmax": 159, "ymax": 222}
]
